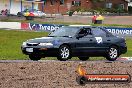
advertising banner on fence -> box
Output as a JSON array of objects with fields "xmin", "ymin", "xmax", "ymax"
[
  {"xmin": 21, "ymin": 23, "xmax": 29, "ymax": 30},
  {"xmin": 21, "ymin": 23, "xmax": 64, "ymax": 32},
  {"xmin": 31, "ymin": 23, "xmax": 63, "ymax": 32},
  {"xmin": 21, "ymin": 22, "xmax": 132, "ymax": 36},
  {"xmin": 105, "ymin": 27, "xmax": 132, "ymax": 36}
]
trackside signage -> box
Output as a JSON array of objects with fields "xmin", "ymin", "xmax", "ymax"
[
  {"xmin": 76, "ymin": 64, "xmax": 131, "ymax": 86},
  {"xmin": 21, "ymin": 23, "xmax": 132, "ymax": 36},
  {"xmin": 105, "ymin": 27, "xmax": 132, "ymax": 36},
  {"xmin": 29, "ymin": 23, "xmax": 64, "ymax": 32}
]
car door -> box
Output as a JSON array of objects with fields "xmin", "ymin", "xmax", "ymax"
[
  {"xmin": 73, "ymin": 28, "xmax": 97, "ymax": 56},
  {"xmin": 92, "ymin": 28, "xmax": 110, "ymax": 54}
]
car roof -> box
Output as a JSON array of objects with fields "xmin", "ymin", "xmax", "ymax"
[{"xmin": 63, "ymin": 26, "xmax": 99, "ymax": 29}]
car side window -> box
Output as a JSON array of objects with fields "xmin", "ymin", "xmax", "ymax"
[
  {"xmin": 78, "ymin": 28, "xmax": 92, "ymax": 37},
  {"xmin": 79, "ymin": 29, "xmax": 86, "ymax": 35},
  {"xmin": 92, "ymin": 28, "xmax": 106, "ymax": 37}
]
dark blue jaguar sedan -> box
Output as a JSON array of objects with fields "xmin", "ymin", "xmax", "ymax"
[{"xmin": 21, "ymin": 26, "xmax": 127, "ymax": 61}]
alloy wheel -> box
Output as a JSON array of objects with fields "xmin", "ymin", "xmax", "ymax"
[
  {"xmin": 60, "ymin": 47, "xmax": 70, "ymax": 58},
  {"xmin": 106, "ymin": 46, "xmax": 119, "ymax": 61},
  {"xmin": 57, "ymin": 45, "xmax": 71, "ymax": 61},
  {"xmin": 109, "ymin": 47, "xmax": 118, "ymax": 59}
]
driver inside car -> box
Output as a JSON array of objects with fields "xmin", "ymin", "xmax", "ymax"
[{"xmin": 79, "ymin": 28, "xmax": 92, "ymax": 36}]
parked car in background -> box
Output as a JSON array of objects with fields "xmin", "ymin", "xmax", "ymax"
[
  {"xmin": 21, "ymin": 26, "xmax": 127, "ymax": 61},
  {"xmin": 17, "ymin": 9, "xmax": 28, "ymax": 17},
  {"xmin": 17, "ymin": 9, "xmax": 46, "ymax": 18}
]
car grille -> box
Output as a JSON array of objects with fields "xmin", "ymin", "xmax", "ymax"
[{"xmin": 27, "ymin": 43, "xmax": 39, "ymax": 46}]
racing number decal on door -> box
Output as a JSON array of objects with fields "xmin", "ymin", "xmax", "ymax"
[{"xmin": 95, "ymin": 37, "xmax": 103, "ymax": 44}]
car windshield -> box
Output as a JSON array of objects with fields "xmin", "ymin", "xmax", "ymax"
[{"xmin": 49, "ymin": 27, "xmax": 79, "ymax": 37}]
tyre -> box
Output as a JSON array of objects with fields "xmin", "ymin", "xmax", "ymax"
[
  {"xmin": 17, "ymin": 12, "xmax": 22, "ymax": 17},
  {"xmin": 57, "ymin": 45, "xmax": 71, "ymax": 61},
  {"xmin": 76, "ymin": 76, "xmax": 87, "ymax": 86},
  {"xmin": 29, "ymin": 55, "xmax": 41, "ymax": 61},
  {"xmin": 25, "ymin": 16, "xmax": 34, "ymax": 20},
  {"xmin": 106, "ymin": 46, "xmax": 119, "ymax": 61},
  {"xmin": 78, "ymin": 57, "xmax": 89, "ymax": 61}
]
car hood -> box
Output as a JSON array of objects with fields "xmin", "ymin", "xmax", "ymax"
[{"xmin": 27, "ymin": 37, "xmax": 71, "ymax": 43}]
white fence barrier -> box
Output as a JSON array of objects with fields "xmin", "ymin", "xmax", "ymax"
[{"xmin": 0, "ymin": 22, "xmax": 21, "ymax": 29}]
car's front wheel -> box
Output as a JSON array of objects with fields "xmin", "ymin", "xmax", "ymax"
[
  {"xmin": 29, "ymin": 55, "xmax": 41, "ymax": 61},
  {"xmin": 78, "ymin": 57, "xmax": 89, "ymax": 61},
  {"xmin": 106, "ymin": 46, "xmax": 119, "ymax": 61},
  {"xmin": 57, "ymin": 45, "xmax": 71, "ymax": 61}
]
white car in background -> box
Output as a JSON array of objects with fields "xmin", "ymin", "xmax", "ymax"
[
  {"xmin": 33, "ymin": 9, "xmax": 46, "ymax": 17},
  {"xmin": 17, "ymin": 9, "xmax": 46, "ymax": 18}
]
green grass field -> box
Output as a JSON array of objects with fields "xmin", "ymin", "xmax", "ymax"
[{"xmin": 0, "ymin": 29, "xmax": 131, "ymax": 60}]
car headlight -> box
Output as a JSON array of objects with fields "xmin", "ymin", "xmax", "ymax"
[
  {"xmin": 39, "ymin": 43, "xmax": 53, "ymax": 46},
  {"xmin": 22, "ymin": 42, "xmax": 27, "ymax": 46}
]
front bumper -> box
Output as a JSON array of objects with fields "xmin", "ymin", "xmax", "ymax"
[{"xmin": 21, "ymin": 47, "xmax": 58, "ymax": 57}]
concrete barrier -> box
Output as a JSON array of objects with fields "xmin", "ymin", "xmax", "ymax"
[{"xmin": 0, "ymin": 22, "xmax": 21, "ymax": 29}]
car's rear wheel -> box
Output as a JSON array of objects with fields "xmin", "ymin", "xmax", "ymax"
[
  {"xmin": 78, "ymin": 57, "xmax": 89, "ymax": 61},
  {"xmin": 57, "ymin": 45, "xmax": 71, "ymax": 61},
  {"xmin": 106, "ymin": 46, "xmax": 119, "ymax": 61},
  {"xmin": 29, "ymin": 55, "xmax": 41, "ymax": 61}
]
